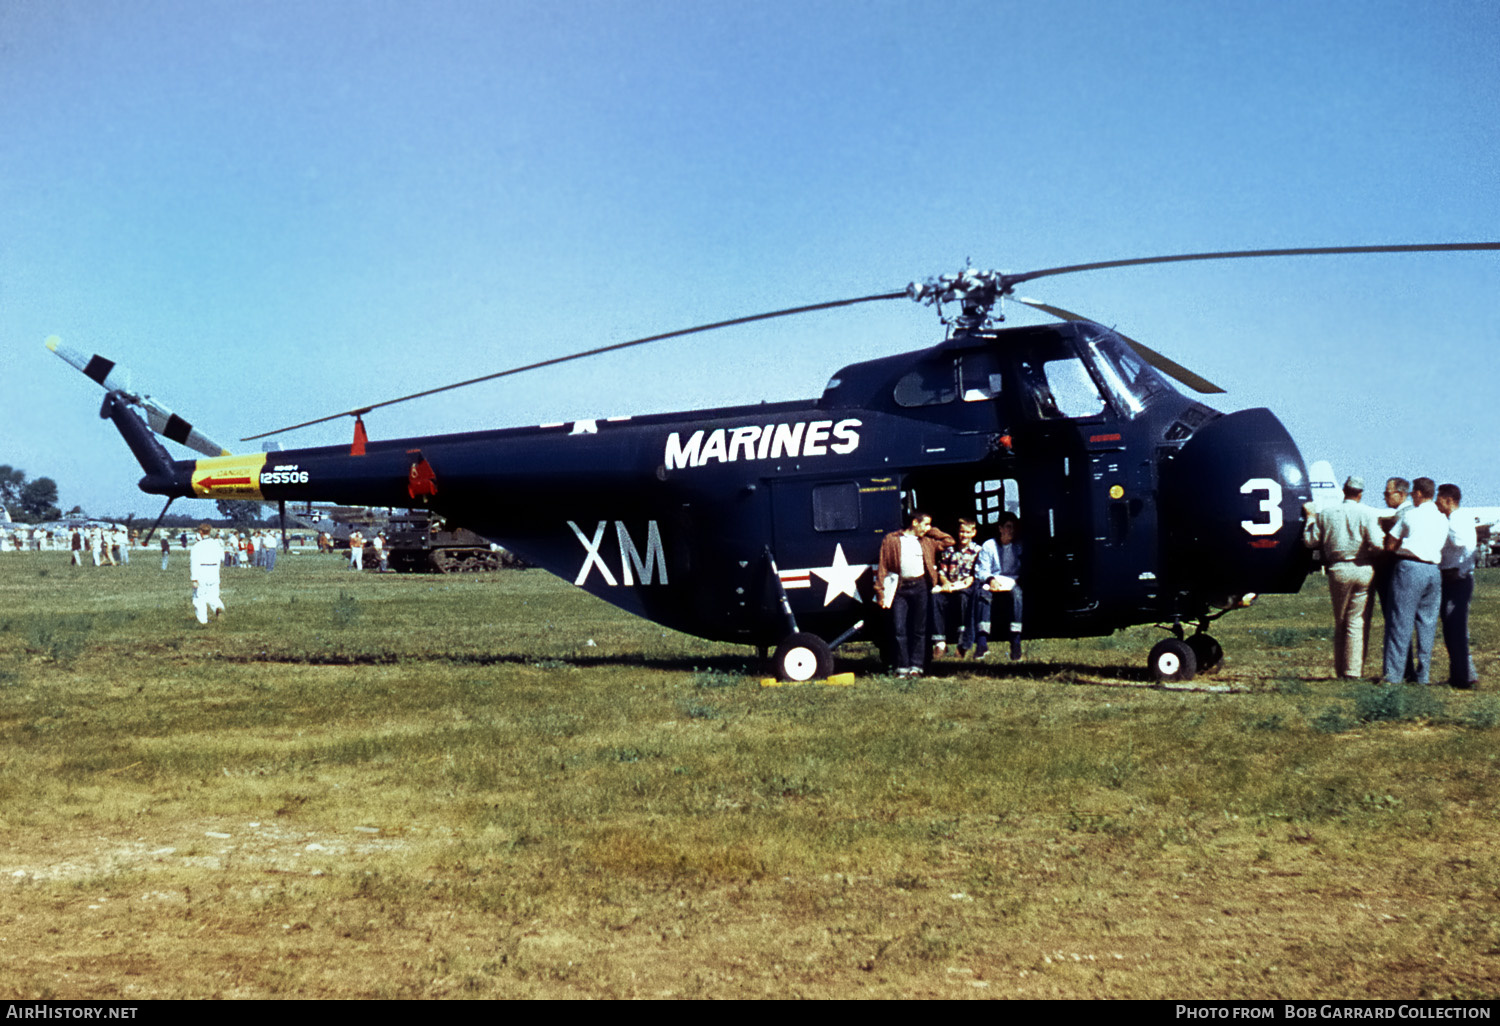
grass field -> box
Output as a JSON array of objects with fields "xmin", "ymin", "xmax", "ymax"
[{"xmin": 1, "ymin": 550, "xmax": 1498, "ymax": 999}]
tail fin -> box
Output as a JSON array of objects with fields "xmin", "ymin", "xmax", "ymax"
[
  {"xmin": 1307, "ymin": 460, "xmax": 1339, "ymax": 510},
  {"xmin": 100, "ymin": 391, "xmax": 189, "ymax": 496}
]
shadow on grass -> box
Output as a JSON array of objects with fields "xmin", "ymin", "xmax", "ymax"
[
  {"xmin": 212, "ymin": 648, "xmax": 764, "ymax": 673},
  {"xmin": 211, "ymin": 646, "xmax": 1168, "ymax": 685}
]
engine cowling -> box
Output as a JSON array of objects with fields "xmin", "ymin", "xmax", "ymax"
[{"xmin": 1158, "ymin": 407, "xmax": 1314, "ymax": 604}]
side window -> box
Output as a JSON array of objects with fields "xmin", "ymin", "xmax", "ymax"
[
  {"xmin": 959, "ymin": 350, "xmax": 1003, "ymax": 403},
  {"xmin": 974, "ymin": 478, "xmax": 1020, "ymax": 526},
  {"xmin": 812, "ymin": 482, "xmax": 860, "ymax": 532},
  {"xmin": 894, "ymin": 358, "xmax": 957, "ymax": 407}
]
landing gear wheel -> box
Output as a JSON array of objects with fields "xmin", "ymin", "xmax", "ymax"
[
  {"xmin": 1148, "ymin": 638, "xmax": 1198, "ymax": 683},
  {"xmin": 1186, "ymin": 633, "xmax": 1223, "ymax": 673},
  {"xmin": 773, "ymin": 632, "xmax": 834, "ymax": 682}
]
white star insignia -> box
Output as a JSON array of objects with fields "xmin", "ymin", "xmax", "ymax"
[{"xmin": 809, "ymin": 543, "xmax": 867, "ymax": 606}]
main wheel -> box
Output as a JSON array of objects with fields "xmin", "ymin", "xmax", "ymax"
[
  {"xmin": 1148, "ymin": 638, "xmax": 1198, "ymax": 683},
  {"xmin": 773, "ymin": 632, "xmax": 834, "ymax": 682},
  {"xmin": 1186, "ymin": 633, "xmax": 1224, "ymax": 673}
]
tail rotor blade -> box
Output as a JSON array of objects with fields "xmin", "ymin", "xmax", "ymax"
[
  {"xmin": 136, "ymin": 398, "xmax": 232, "ymax": 458},
  {"xmin": 48, "ymin": 336, "xmax": 232, "ymax": 457},
  {"xmin": 47, "ymin": 335, "xmax": 134, "ymax": 394}
]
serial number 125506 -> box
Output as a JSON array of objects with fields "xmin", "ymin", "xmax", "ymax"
[{"xmin": 260, "ymin": 469, "xmax": 310, "ymax": 485}]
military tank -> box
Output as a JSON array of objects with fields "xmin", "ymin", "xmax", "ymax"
[{"xmin": 381, "ymin": 510, "xmax": 517, "ymax": 573}]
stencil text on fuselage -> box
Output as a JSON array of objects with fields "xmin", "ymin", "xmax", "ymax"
[{"xmin": 664, "ymin": 419, "xmax": 861, "ymax": 471}]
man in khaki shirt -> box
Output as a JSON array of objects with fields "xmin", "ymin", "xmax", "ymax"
[{"xmin": 1303, "ymin": 476, "xmax": 1384, "ymax": 678}]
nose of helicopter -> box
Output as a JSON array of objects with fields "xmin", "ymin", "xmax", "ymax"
[{"xmin": 1159, "ymin": 407, "xmax": 1315, "ymax": 603}]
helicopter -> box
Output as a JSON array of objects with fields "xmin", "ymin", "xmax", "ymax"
[{"xmin": 51, "ymin": 243, "xmax": 1500, "ymax": 683}]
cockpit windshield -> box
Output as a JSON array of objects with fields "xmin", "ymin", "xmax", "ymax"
[{"xmin": 1079, "ymin": 327, "xmax": 1178, "ymax": 418}]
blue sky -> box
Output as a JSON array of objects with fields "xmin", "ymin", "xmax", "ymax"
[{"xmin": 3, "ymin": 0, "xmax": 1497, "ymax": 518}]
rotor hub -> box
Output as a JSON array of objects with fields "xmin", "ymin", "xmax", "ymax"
[{"xmin": 906, "ymin": 268, "xmax": 1013, "ymax": 330}]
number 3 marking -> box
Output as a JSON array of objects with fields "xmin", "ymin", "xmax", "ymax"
[{"xmin": 1240, "ymin": 478, "xmax": 1283, "ymax": 536}]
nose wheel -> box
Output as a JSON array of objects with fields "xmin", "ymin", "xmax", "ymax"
[
  {"xmin": 1147, "ymin": 632, "xmax": 1223, "ymax": 683},
  {"xmin": 1148, "ymin": 638, "xmax": 1197, "ymax": 683}
]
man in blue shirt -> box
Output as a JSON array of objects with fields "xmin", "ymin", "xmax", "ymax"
[{"xmin": 974, "ymin": 514, "xmax": 1024, "ymax": 660}]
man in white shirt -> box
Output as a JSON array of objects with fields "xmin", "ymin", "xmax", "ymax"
[
  {"xmin": 1382, "ymin": 477, "xmax": 1448, "ymax": 684},
  {"xmin": 190, "ymin": 523, "xmax": 226, "ymax": 624},
  {"xmin": 876, "ymin": 510, "xmax": 954, "ymax": 677},
  {"xmin": 1436, "ymin": 483, "xmax": 1480, "ymax": 688}
]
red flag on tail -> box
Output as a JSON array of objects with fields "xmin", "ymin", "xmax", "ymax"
[{"xmin": 408, "ymin": 454, "xmax": 438, "ymax": 499}]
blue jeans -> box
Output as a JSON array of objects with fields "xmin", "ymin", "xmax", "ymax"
[
  {"xmin": 974, "ymin": 585, "xmax": 1024, "ymax": 642},
  {"xmin": 930, "ymin": 587, "xmax": 975, "ymax": 648},
  {"xmin": 1383, "ymin": 559, "xmax": 1441, "ymax": 684},
  {"xmin": 890, "ymin": 580, "xmax": 928, "ymax": 670},
  {"xmin": 1441, "ymin": 572, "xmax": 1477, "ymax": 685}
]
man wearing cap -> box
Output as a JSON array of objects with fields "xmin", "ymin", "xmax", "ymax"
[
  {"xmin": 1303, "ymin": 475, "xmax": 1384, "ymax": 679},
  {"xmin": 1382, "ymin": 477, "xmax": 1448, "ymax": 684},
  {"xmin": 189, "ymin": 523, "xmax": 226, "ymax": 624}
]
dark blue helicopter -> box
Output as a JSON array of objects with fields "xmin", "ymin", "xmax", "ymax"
[{"xmin": 54, "ymin": 243, "xmax": 1499, "ymax": 682}]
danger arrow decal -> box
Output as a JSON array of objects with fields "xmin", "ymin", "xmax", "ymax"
[{"xmin": 192, "ymin": 453, "xmax": 268, "ymax": 500}]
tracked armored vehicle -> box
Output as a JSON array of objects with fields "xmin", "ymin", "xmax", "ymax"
[{"xmin": 383, "ymin": 510, "xmax": 515, "ymax": 573}]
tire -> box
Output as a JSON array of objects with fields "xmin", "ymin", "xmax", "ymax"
[
  {"xmin": 1148, "ymin": 638, "xmax": 1198, "ymax": 683},
  {"xmin": 1186, "ymin": 633, "xmax": 1224, "ymax": 673},
  {"xmin": 773, "ymin": 632, "xmax": 834, "ymax": 683}
]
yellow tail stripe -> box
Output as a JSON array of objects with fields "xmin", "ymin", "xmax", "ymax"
[{"xmin": 191, "ymin": 453, "xmax": 268, "ymax": 501}]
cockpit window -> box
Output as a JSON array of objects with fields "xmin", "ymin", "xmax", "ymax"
[
  {"xmin": 1082, "ymin": 328, "xmax": 1176, "ymax": 417},
  {"xmin": 893, "ymin": 358, "xmax": 957, "ymax": 407},
  {"xmin": 1019, "ymin": 355, "xmax": 1106, "ymax": 419}
]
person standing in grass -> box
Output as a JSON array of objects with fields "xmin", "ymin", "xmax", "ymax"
[
  {"xmin": 1382, "ymin": 477, "xmax": 1446, "ymax": 684},
  {"xmin": 1436, "ymin": 483, "xmax": 1480, "ymax": 689},
  {"xmin": 876, "ymin": 510, "xmax": 952, "ymax": 678},
  {"xmin": 1302, "ymin": 475, "xmax": 1384, "ymax": 679},
  {"xmin": 190, "ymin": 523, "xmax": 226, "ymax": 624}
]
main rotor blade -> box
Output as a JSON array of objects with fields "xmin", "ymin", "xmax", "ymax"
[
  {"xmin": 244, "ymin": 241, "xmax": 1499, "ymax": 440},
  {"xmin": 1005, "ymin": 242, "xmax": 1500, "ymax": 287},
  {"xmin": 243, "ymin": 289, "xmax": 907, "ymax": 441},
  {"xmin": 1012, "ymin": 297, "xmax": 1226, "ymax": 394}
]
